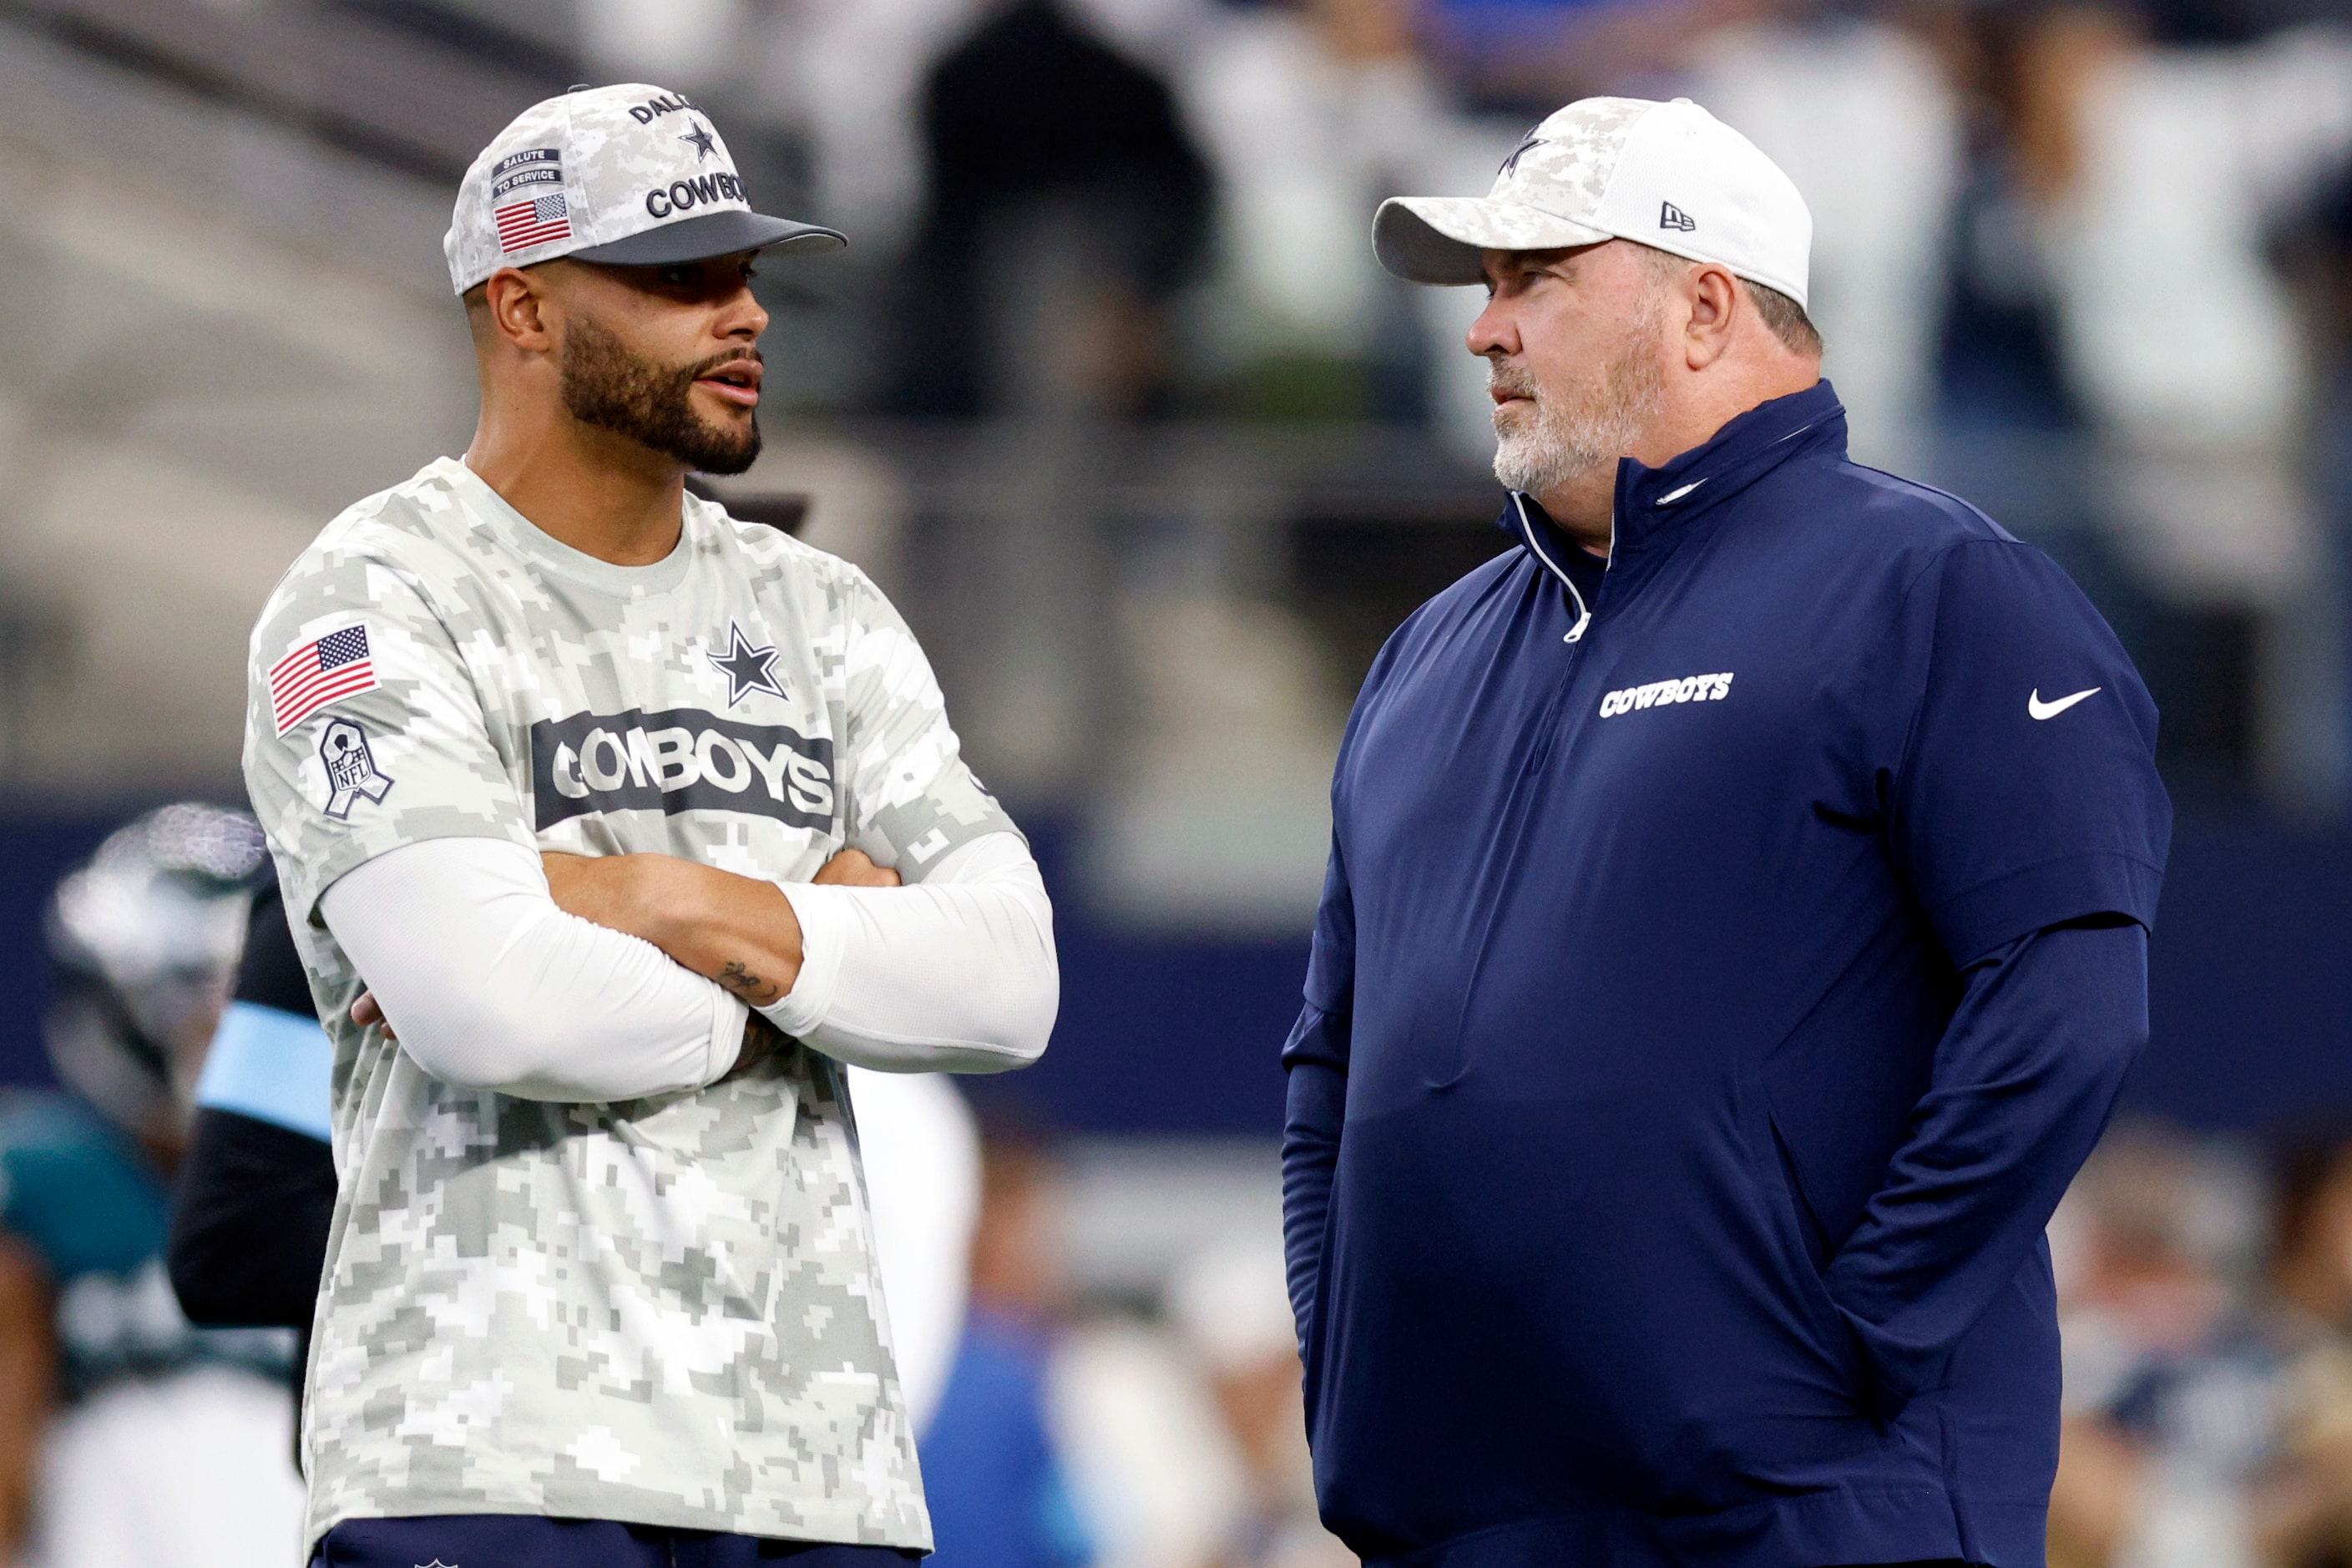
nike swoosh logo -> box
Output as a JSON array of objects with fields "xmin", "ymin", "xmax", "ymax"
[{"xmin": 2028, "ymin": 686, "xmax": 2101, "ymax": 721}]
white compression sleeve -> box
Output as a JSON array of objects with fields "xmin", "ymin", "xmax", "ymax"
[
  {"xmin": 760, "ymin": 832, "xmax": 1058, "ymax": 1075},
  {"xmin": 321, "ymin": 837, "xmax": 749, "ymax": 1102}
]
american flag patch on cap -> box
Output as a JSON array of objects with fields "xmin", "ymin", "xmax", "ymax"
[
  {"xmin": 270, "ymin": 624, "xmax": 377, "ymax": 736},
  {"xmin": 494, "ymin": 192, "xmax": 572, "ymax": 253}
]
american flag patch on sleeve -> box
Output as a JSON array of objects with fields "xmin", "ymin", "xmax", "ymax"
[{"xmin": 270, "ymin": 625, "xmax": 377, "ymax": 736}]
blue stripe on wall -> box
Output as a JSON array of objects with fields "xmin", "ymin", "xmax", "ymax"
[{"xmin": 0, "ymin": 809, "xmax": 2342, "ymax": 1139}]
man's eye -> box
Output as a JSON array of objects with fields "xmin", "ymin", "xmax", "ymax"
[{"xmin": 659, "ymin": 266, "xmax": 695, "ymax": 287}]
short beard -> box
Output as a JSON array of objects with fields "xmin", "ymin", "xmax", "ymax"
[
  {"xmin": 1489, "ymin": 292, "xmax": 1667, "ymax": 500},
  {"xmin": 559, "ymin": 314, "xmax": 762, "ymax": 476}
]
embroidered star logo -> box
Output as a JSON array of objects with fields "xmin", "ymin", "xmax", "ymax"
[
  {"xmin": 1500, "ymin": 131, "xmax": 1545, "ymax": 178},
  {"xmin": 706, "ymin": 621, "xmax": 784, "ymax": 707},
  {"xmin": 680, "ymin": 121, "xmax": 718, "ymax": 160}
]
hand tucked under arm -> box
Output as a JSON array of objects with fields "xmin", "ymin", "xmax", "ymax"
[{"xmin": 321, "ymin": 837, "xmax": 750, "ymax": 1102}]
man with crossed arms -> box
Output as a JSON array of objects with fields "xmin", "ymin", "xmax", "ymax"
[{"xmin": 245, "ymin": 84, "xmax": 1055, "ymax": 1568}]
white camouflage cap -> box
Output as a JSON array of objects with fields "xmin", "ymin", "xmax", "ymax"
[
  {"xmin": 1374, "ymin": 96, "xmax": 1812, "ymax": 309},
  {"xmin": 445, "ymin": 83, "xmax": 845, "ymax": 296}
]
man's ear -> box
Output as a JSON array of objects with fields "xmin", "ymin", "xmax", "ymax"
[
  {"xmin": 1683, "ymin": 261, "xmax": 1739, "ymax": 372},
  {"xmin": 483, "ymin": 266, "xmax": 556, "ymax": 354}
]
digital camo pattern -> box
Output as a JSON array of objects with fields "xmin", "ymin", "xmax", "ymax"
[
  {"xmin": 1374, "ymin": 96, "xmax": 1651, "ymax": 284},
  {"xmin": 1493, "ymin": 97, "xmax": 1654, "ymax": 220},
  {"xmin": 242, "ymin": 457, "xmax": 1017, "ymax": 1550},
  {"xmin": 447, "ymin": 83, "xmax": 755, "ymax": 294}
]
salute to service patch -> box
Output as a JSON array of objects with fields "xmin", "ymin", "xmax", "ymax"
[{"xmin": 318, "ymin": 719, "xmax": 392, "ymax": 820}]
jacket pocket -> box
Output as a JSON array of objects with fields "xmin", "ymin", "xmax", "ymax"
[{"xmin": 1763, "ymin": 1110, "xmax": 1876, "ymax": 1410}]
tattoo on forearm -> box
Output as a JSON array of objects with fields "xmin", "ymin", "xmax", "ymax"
[{"xmin": 717, "ymin": 960, "xmax": 781, "ymax": 1007}]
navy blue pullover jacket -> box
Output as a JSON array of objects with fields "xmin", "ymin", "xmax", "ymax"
[{"xmin": 1281, "ymin": 382, "xmax": 2169, "ymax": 1568}]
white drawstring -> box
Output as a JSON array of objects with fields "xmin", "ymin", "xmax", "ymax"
[{"xmin": 1512, "ymin": 493, "xmax": 1593, "ymax": 644}]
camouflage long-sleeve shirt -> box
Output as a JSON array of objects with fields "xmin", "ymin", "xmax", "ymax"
[{"xmin": 243, "ymin": 457, "xmax": 1016, "ymax": 1551}]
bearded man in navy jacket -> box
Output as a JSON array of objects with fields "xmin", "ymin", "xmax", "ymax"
[{"xmin": 1280, "ymin": 96, "xmax": 2169, "ymax": 1568}]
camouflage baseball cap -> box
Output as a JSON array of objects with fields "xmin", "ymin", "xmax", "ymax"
[
  {"xmin": 1373, "ymin": 97, "xmax": 1811, "ymax": 308},
  {"xmin": 445, "ymin": 83, "xmax": 845, "ymax": 296}
]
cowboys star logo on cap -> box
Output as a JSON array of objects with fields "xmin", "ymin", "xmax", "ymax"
[{"xmin": 444, "ymin": 84, "xmax": 847, "ymax": 296}]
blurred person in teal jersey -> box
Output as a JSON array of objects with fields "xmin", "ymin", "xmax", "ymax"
[{"xmin": 0, "ymin": 804, "xmax": 304, "ymax": 1568}]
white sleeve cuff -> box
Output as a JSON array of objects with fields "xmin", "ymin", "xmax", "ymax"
[
  {"xmin": 754, "ymin": 833, "xmax": 1056, "ymax": 1074},
  {"xmin": 762, "ymin": 881, "xmax": 849, "ymax": 1039}
]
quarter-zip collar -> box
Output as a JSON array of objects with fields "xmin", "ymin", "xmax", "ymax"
[
  {"xmin": 1612, "ymin": 378, "xmax": 1847, "ymax": 557},
  {"xmin": 1494, "ymin": 380, "xmax": 1850, "ymax": 624},
  {"xmin": 1500, "ymin": 492, "xmax": 1607, "ymax": 642}
]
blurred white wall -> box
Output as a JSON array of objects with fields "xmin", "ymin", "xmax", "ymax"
[{"xmin": 0, "ymin": 47, "xmax": 471, "ymax": 795}]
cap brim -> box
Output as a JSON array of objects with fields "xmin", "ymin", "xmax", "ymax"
[
  {"xmin": 569, "ymin": 210, "xmax": 847, "ymax": 267},
  {"xmin": 1373, "ymin": 197, "xmax": 1610, "ymax": 285}
]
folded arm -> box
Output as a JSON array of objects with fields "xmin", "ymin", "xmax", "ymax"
[
  {"xmin": 545, "ymin": 831, "xmax": 1057, "ymax": 1075},
  {"xmin": 1821, "ymin": 917, "xmax": 2148, "ymax": 1402},
  {"xmin": 321, "ymin": 837, "xmax": 756, "ymax": 1102}
]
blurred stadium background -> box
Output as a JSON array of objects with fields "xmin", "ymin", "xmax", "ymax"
[{"xmin": 0, "ymin": 0, "xmax": 2349, "ymax": 1562}]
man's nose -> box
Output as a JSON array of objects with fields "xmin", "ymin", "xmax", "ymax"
[
  {"xmin": 723, "ymin": 283, "xmax": 768, "ymax": 341},
  {"xmin": 1466, "ymin": 297, "xmax": 1516, "ymax": 359}
]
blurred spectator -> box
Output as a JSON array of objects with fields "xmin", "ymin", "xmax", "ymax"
[
  {"xmin": 2247, "ymin": 1125, "xmax": 2352, "ymax": 1568},
  {"xmin": 2030, "ymin": 3, "xmax": 2352, "ymax": 805},
  {"xmin": 1164, "ymin": 1239, "xmax": 1349, "ymax": 1568},
  {"xmin": 1176, "ymin": 0, "xmax": 1526, "ymax": 432},
  {"xmin": 766, "ymin": 0, "xmax": 989, "ymax": 260},
  {"xmin": 1917, "ymin": 0, "xmax": 2110, "ymax": 438},
  {"xmin": 2138, "ymin": 0, "xmax": 2352, "ymax": 45},
  {"xmin": 936, "ymin": 1122, "xmax": 1267, "ymax": 1568},
  {"xmin": 580, "ymin": 0, "xmax": 751, "ymax": 89},
  {"xmin": 898, "ymin": 0, "xmax": 1214, "ymax": 416},
  {"xmin": 2269, "ymin": 148, "xmax": 2352, "ymax": 816},
  {"xmin": 0, "ymin": 806, "xmax": 301, "ymax": 1568},
  {"xmin": 922, "ymin": 1126, "xmax": 1096, "ymax": 1568},
  {"xmin": 1177, "ymin": 0, "xmax": 1419, "ymax": 411},
  {"xmin": 2035, "ymin": 1118, "xmax": 2352, "ymax": 1568},
  {"xmin": 2047, "ymin": 1120, "xmax": 2272, "ymax": 1568},
  {"xmin": 1414, "ymin": 0, "xmax": 1757, "ymax": 110},
  {"xmin": 1684, "ymin": 12, "xmax": 1960, "ymax": 464}
]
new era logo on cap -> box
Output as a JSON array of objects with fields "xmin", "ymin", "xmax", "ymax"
[
  {"xmin": 1659, "ymin": 201, "xmax": 1697, "ymax": 233},
  {"xmin": 443, "ymin": 83, "xmax": 847, "ymax": 295}
]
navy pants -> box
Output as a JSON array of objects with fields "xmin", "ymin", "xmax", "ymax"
[{"xmin": 311, "ymin": 1515, "xmax": 925, "ymax": 1567}]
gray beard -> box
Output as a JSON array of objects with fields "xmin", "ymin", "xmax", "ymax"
[{"xmin": 1490, "ymin": 307, "xmax": 1667, "ymax": 499}]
